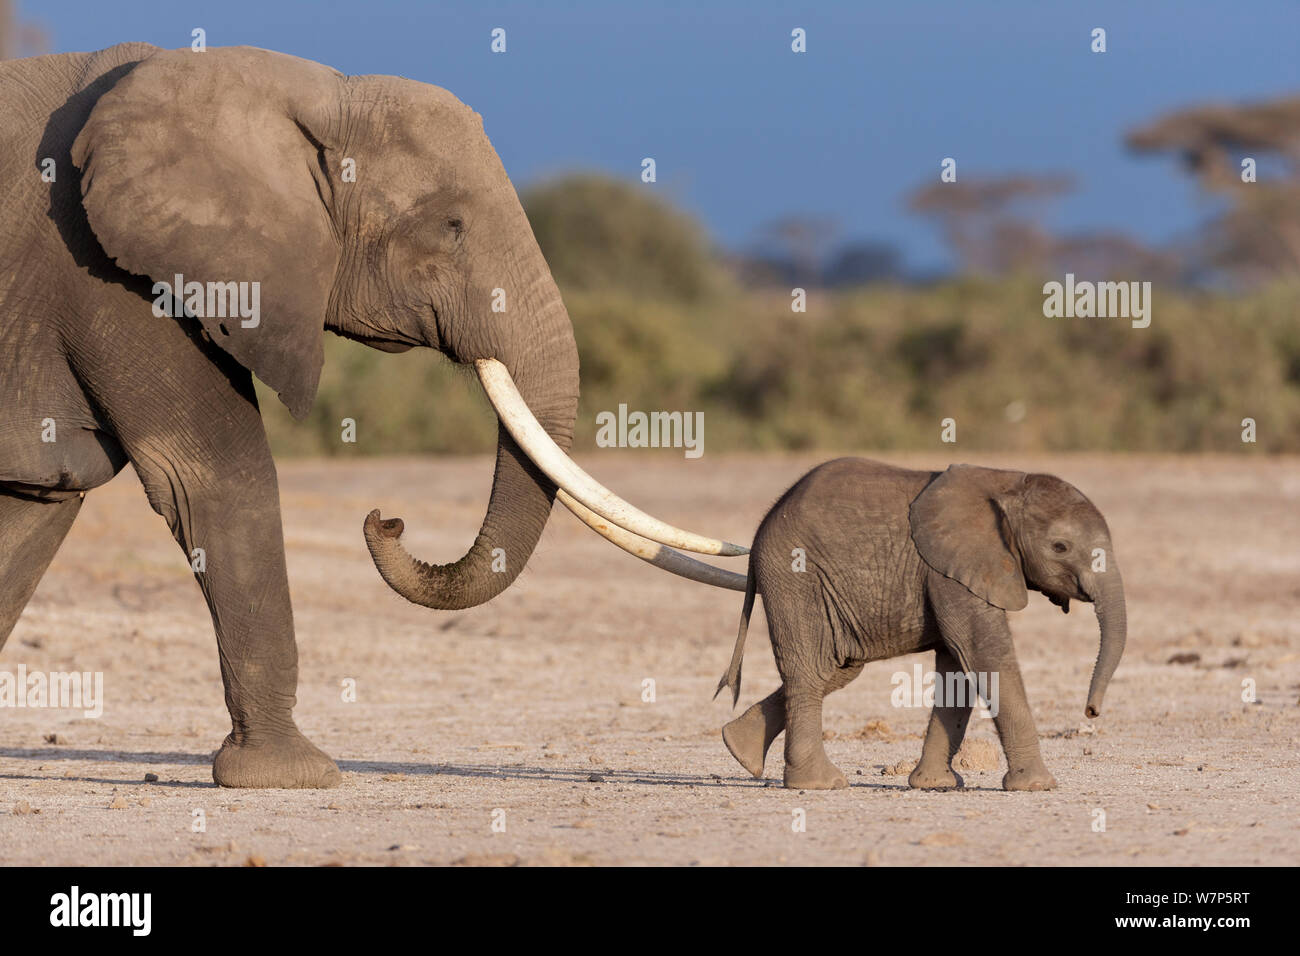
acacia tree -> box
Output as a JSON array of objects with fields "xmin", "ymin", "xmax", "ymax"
[
  {"xmin": 907, "ymin": 174, "xmax": 1074, "ymax": 276},
  {"xmin": 1049, "ymin": 231, "xmax": 1181, "ymax": 286},
  {"xmin": 1128, "ymin": 97, "xmax": 1300, "ymax": 282}
]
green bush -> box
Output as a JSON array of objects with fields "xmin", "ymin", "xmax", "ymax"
[
  {"xmin": 259, "ymin": 278, "xmax": 1300, "ymax": 456},
  {"xmin": 521, "ymin": 173, "xmax": 729, "ymax": 303}
]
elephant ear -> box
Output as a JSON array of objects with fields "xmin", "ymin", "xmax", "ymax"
[
  {"xmin": 71, "ymin": 46, "xmax": 345, "ymax": 419},
  {"xmin": 909, "ymin": 464, "xmax": 1029, "ymax": 611}
]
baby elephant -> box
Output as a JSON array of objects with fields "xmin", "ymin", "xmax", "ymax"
[{"xmin": 716, "ymin": 458, "xmax": 1126, "ymax": 791}]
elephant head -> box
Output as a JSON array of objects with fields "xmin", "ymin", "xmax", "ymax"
[
  {"xmin": 71, "ymin": 45, "xmax": 742, "ymax": 611},
  {"xmin": 909, "ymin": 464, "xmax": 1127, "ymax": 719}
]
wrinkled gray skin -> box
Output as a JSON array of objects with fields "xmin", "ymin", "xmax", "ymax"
[
  {"xmin": 0, "ymin": 45, "xmax": 580, "ymax": 787},
  {"xmin": 717, "ymin": 458, "xmax": 1126, "ymax": 791}
]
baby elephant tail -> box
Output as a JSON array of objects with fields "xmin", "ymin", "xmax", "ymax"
[{"xmin": 714, "ymin": 564, "xmax": 757, "ymax": 707}]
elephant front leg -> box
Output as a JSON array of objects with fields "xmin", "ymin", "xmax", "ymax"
[
  {"xmin": 989, "ymin": 658, "xmax": 1057, "ymax": 791},
  {"xmin": 199, "ymin": 485, "xmax": 340, "ymax": 789},
  {"xmin": 940, "ymin": 603, "xmax": 1056, "ymax": 792},
  {"xmin": 909, "ymin": 645, "xmax": 972, "ymax": 790},
  {"xmin": 69, "ymin": 306, "xmax": 340, "ymax": 788},
  {"xmin": 138, "ymin": 464, "xmax": 341, "ymax": 790}
]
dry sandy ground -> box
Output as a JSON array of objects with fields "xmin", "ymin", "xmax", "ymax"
[{"xmin": 2, "ymin": 452, "xmax": 1297, "ymax": 866}]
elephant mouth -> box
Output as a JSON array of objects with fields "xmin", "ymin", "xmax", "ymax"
[
  {"xmin": 1047, "ymin": 592, "xmax": 1071, "ymax": 614},
  {"xmin": 1041, "ymin": 572, "xmax": 1096, "ymax": 613},
  {"xmin": 1042, "ymin": 577, "xmax": 1092, "ymax": 613},
  {"xmin": 333, "ymin": 327, "xmax": 418, "ymax": 353}
]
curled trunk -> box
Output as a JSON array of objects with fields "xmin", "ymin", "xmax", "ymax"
[
  {"xmin": 365, "ymin": 272, "xmax": 578, "ymax": 611},
  {"xmin": 365, "ymin": 425, "xmax": 561, "ymax": 609}
]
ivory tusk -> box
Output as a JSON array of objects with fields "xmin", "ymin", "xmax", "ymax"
[
  {"xmin": 476, "ymin": 357, "xmax": 749, "ymax": 557},
  {"xmin": 557, "ymin": 489, "xmax": 747, "ymax": 590}
]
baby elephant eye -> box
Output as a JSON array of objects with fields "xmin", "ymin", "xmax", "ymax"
[
  {"xmin": 445, "ymin": 217, "xmax": 465, "ymax": 239},
  {"xmin": 1052, "ymin": 541, "xmax": 1069, "ymax": 553}
]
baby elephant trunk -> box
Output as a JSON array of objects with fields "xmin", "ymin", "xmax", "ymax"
[{"xmin": 1084, "ymin": 565, "xmax": 1127, "ymax": 719}]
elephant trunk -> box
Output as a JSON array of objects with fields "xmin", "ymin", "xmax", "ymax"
[
  {"xmin": 364, "ymin": 274, "xmax": 579, "ymax": 611},
  {"xmin": 1084, "ymin": 564, "xmax": 1127, "ymax": 718}
]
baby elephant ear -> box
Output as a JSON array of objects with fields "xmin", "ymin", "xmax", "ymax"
[{"xmin": 909, "ymin": 464, "xmax": 1029, "ymax": 611}]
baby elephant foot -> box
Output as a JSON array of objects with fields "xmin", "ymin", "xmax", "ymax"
[
  {"xmin": 783, "ymin": 756, "xmax": 848, "ymax": 790},
  {"xmin": 908, "ymin": 764, "xmax": 965, "ymax": 790},
  {"xmin": 1001, "ymin": 764, "xmax": 1057, "ymax": 792},
  {"xmin": 213, "ymin": 730, "xmax": 342, "ymax": 789},
  {"xmin": 722, "ymin": 714, "xmax": 770, "ymax": 778}
]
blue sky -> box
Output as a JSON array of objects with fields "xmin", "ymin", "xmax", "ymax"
[{"xmin": 23, "ymin": 0, "xmax": 1300, "ymax": 272}]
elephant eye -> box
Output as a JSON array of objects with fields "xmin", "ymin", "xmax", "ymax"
[
  {"xmin": 445, "ymin": 217, "xmax": 465, "ymax": 240},
  {"xmin": 1052, "ymin": 541, "xmax": 1069, "ymax": 553}
]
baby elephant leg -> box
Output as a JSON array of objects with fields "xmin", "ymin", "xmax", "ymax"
[
  {"xmin": 782, "ymin": 663, "xmax": 863, "ymax": 790},
  {"xmin": 909, "ymin": 645, "xmax": 973, "ymax": 790},
  {"xmin": 947, "ymin": 608, "xmax": 1056, "ymax": 791},
  {"xmin": 783, "ymin": 677, "xmax": 843, "ymax": 789},
  {"xmin": 722, "ymin": 664, "xmax": 862, "ymax": 780},
  {"xmin": 990, "ymin": 655, "xmax": 1058, "ymax": 791},
  {"xmin": 722, "ymin": 686, "xmax": 785, "ymax": 778}
]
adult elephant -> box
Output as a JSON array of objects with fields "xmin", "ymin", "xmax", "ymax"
[{"xmin": 0, "ymin": 44, "xmax": 744, "ymax": 788}]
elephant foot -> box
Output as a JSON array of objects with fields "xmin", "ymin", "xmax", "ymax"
[
  {"xmin": 1001, "ymin": 764, "xmax": 1057, "ymax": 792},
  {"xmin": 213, "ymin": 730, "xmax": 342, "ymax": 789},
  {"xmin": 908, "ymin": 764, "xmax": 965, "ymax": 791},
  {"xmin": 722, "ymin": 714, "xmax": 770, "ymax": 778},
  {"xmin": 783, "ymin": 756, "xmax": 848, "ymax": 790}
]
